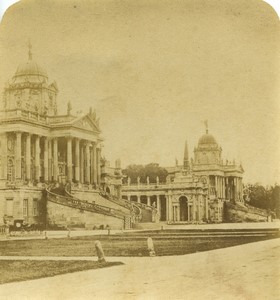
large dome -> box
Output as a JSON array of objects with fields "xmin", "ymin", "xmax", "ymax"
[
  {"xmin": 12, "ymin": 46, "xmax": 48, "ymax": 84},
  {"xmin": 14, "ymin": 60, "xmax": 48, "ymax": 78},
  {"xmin": 198, "ymin": 133, "xmax": 217, "ymax": 146}
]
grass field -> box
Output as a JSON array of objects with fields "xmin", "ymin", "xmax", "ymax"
[
  {"xmin": 0, "ymin": 234, "xmax": 278, "ymax": 257},
  {"xmin": 0, "ymin": 260, "xmax": 123, "ymax": 285}
]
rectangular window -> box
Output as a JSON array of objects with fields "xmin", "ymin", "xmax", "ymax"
[
  {"xmin": 6, "ymin": 198, "xmax": 14, "ymax": 217},
  {"xmin": 23, "ymin": 199, "xmax": 28, "ymax": 217},
  {"xmin": 33, "ymin": 199, "xmax": 38, "ymax": 216}
]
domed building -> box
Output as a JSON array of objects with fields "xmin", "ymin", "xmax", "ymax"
[
  {"xmin": 122, "ymin": 124, "xmax": 244, "ymax": 224},
  {"xmin": 0, "ymin": 46, "xmax": 130, "ymax": 230}
]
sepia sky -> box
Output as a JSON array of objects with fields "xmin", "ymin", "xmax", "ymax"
[{"xmin": 0, "ymin": 0, "xmax": 279, "ymax": 185}]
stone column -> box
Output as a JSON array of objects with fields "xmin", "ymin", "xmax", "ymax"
[
  {"xmin": 92, "ymin": 142, "xmax": 97, "ymax": 185},
  {"xmin": 75, "ymin": 138, "xmax": 80, "ymax": 182},
  {"xmin": 233, "ymin": 178, "xmax": 237, "ymax": 201},
  {"xmin": 53, "ymin": 138, "xmax": 58, "ymax": 181},
  {"xmin": 147, "ymin": 195, "xmax": 151, "ymax": 206},
  {"xmin": 96, "ymin": 147, "xmax": 101, "ymax": 185},
  {"xmin": 0, "ymin": 133, "xmax": 7, "ymax": 180},
  {"xmin": 205, "ymin": 197, "xmax": 209, "ymax": 220},
  {"xmin": 168, "ymin": 195, "xmax": 173, "ymax": 222},
  {"xmin": 35, "ymin": 135, "xmax": 40, "ymax": 181},
  {"xmin": 48, "ymin": 139, "xmax": 52, "ymax": 181},
  {"xmin": 222, "ymin": 178, "xmax": 225, "ymax": 198},
  {"xmin": 197, "ymin": 198, "xmax": 201, "ymax": 221},
  {"xmin": 85, "ymin": 142, "xmax": 90, "ymax": 184},
  {"xmin": 43, "ymin": 137, "xmax": 48, "ymax": 182},
  {"xmin": 165, "ymin": 196, "xmax": 168, "ymax": 221},
  {"xmin": 15, "ymin": 132, "xmax": 22, "ymax": 180},
  {"xmin": 215, "ymin": 176, "xmax": 218, "ymax": 197},
  {"xmin": 220, "ymin": 177, "xmax": 222, "ymax": 198},
  {"xmin": 25, "ymin": 134, "xmax": 31, "ymax": 181},
  {"xmin": 220, "ymin": 178, "xmax": 222, "ymax": 198},
  {"xmin": 80, "ymin": 143, "xmax": 84, "ymax": 183},
  {"xmin": 225, "ymin": 177, "xmax": 228, "ymax": 199},
  {"xmin": 217, "ymin": 176, "xmax": 220, "ymax": 198},
  {"xmin": 67, "ymin": 137, "xmax": 73, "ymax": 182},
  {"xmin": 137, "ymin": 195, "xmax": 140, "ymax": 203},
  {"xmin": 156, "ymin": 195, "xmax": 161, "ymax": 220},
  {"xmin": 240, "ymin": 178, "xmax": 243, "ymax": 201}
]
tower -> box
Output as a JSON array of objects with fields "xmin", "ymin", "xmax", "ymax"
[{"xmin": 2, "ymin": 43, "xmax": 58, "ymax": 116}]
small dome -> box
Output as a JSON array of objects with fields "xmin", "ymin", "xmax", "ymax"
[{"xmin": 198, "ymin": 133, "xmax": 217, "ymax": 145}]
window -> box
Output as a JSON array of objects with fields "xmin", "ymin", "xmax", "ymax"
[
  {"xmin": 6, "ymin": 198, "xmax": 13, "ymax": 217},
  {"xmin": 33, "ymin": 199, "xmax": 38, "ymax": 216},
  {"xmin": 23, "ymin": 199, "xmax": 29, "ymax": 217},
  {"xmin": 7, "ymin": 159, "xmax": 15, "ymax": 181}
]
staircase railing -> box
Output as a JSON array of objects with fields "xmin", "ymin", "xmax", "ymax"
[{"xmin": 46, "ymin": 185, "xmax": 125, "ymax": 219}]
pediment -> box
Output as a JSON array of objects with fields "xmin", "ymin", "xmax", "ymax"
[{"xmin": 72, "ymin": 115, "xmax": 100, "ymax": 132}]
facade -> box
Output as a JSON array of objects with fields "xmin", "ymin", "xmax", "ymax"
[
  {"xmin": 0, "ymin": 46, "xmax": 245, "ymax": 229},
  {"xmin": 122, "ymin": 127, "xmax": 244, "ymax": 223},
  {"xmin": 0, "ymin": 46, "xmax": 123, "ymax": 229}
]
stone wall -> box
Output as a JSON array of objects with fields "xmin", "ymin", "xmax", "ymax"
[
  {"xmin": 47, "ymin": 200, "xmax": 124, "ymax": 230},
  {"xmin": 72, "ymin": 189, "xmax": 130, "ymax": 214},
  {"xmin": 0, "ymin": 188, "xmax": 44, "ymax": 225}
]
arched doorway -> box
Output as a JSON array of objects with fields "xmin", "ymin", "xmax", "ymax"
[{"xmin": 179, "ymin": 196, "xmax": 188, "ymax": 221}]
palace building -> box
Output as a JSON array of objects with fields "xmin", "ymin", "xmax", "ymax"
[
  {"xmin": 122, "ymin": 126, "xmax": 244, "ymax": 223},
  {"xmin": 0, "ymin": 46, "xmax": 245, "ymax": 230},
  {"xmin": 0, "ymin": 46, "xmax": 130, "ymax": 230}
]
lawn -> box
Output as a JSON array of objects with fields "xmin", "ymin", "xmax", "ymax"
[
  {"xmin": 0, "ymin": 260, "xmax": 123, "ymax": 284},
  {"xmin": 0, "ymin": 234, "xmax": 278, "ymax": 257}
]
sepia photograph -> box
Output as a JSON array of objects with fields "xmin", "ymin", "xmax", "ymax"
[{"xmin": 0, "ymin": 0, "xmax": 279, "ymax": 299}]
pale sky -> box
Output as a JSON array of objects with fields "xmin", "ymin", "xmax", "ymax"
[{"xmin": 0, "ymin": 0, "xmax": 279, "ymax": 185}]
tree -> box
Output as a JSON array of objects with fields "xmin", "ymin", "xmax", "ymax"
[
  {"xmin": 270, "ymin": 184, "xmax": 280, "ymax": 218},
  {"xmin": 245, "ymin": 183, "xmax": 280, "ymax": 215},
  {"xmin": 122, "ymin": 163, "xmax": 168, "ymax": 184},
  {"xmin": 246, "ymin": 183, "xmax": 269, "ymax": 210}
]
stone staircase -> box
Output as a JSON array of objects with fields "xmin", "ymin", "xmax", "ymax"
[{"xmin": 46, "ymin": 184, "xmax": 132, "ymax": 229}]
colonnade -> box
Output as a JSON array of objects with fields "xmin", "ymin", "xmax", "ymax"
[
  {"xmin": 2, "ymin": 132, "xmax": 101, "ymax": 185},
  {"xmin": 127, "ymin": 194, "xmax": 162, "ymax": 208},
  {"xmin": 213, "ymin": 175, "xmax": 243, "ymax": 201}
]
